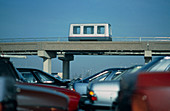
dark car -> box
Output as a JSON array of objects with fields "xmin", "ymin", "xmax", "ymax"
[
  {"xmin": 117, "ymin": 56, "xmax": 170, "ymax": 111},
  {"xmin": 0, "ymin": 77, "xmax": 17, "ymax": 111},
  {"xmin": 17, "ymin": 68, "xmax": 69, "ymax": 88},
  {"xmin": 0, "ymin": 58, "xmax": 17, "ymax": 111}
]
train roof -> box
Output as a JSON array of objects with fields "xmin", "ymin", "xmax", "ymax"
[{"xmin": 70, "ymin": 23, "xmax": 111, "ymax": 25}]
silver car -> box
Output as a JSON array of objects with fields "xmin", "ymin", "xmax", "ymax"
[
  {"xmin": 85, "ymin": 65, "xmax": 142, "ymax": 110},
  {"xmin": 72, "ymin": 68, "xmax": 127, "ymax": 96}
]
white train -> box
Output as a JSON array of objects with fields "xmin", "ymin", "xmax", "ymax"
[{"xmin": 68, "ymin": 23, "xmax": 112, "ymax": 41}]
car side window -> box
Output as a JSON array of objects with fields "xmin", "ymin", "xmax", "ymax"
[
  {"xmin": 33, "ymin": 71, "xmax": 55, "ymax": 83},
  {"xmin": 108, "ymin": 70, "xmax": 123, "ymax": 80},
  {"xmin": 111, "ymin": 70, "xmax": 129, "ymax": 81},
  {"xmin": 21, "ymin": 72, "xmax": 37, "ymax": 83}
]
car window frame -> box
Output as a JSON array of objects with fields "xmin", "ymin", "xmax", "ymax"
[
  {"xmin": 32, "ymin": 70, "xmax": 55, "ymax": 83},
  {"xmin": 20, "ymin": 71, "xmax": 38, "ymax": 83},
  {"xmin": 148, "ymin": 59, "xmax": 170, "ymax": 72},
  {"xmin": 18, "ymin": 69, "xmax": 40, "ymax": 83}
]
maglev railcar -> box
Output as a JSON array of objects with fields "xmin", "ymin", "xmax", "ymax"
[{"xmin": 68, "ymin": 23, "xmax": 112, "ymax": 41}]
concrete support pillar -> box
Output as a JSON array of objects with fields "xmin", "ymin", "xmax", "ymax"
[
  {"xmin": 38, "ymin": 50, "xmax": 56, "ymax": 74},
  {"xmin": 43, "ymin": 58, "xmax": 52, "ymax": 74},
  {"xmin": 144, "ymin": 50, "xmax": 152, "ymax": 64},
  {"xmin": 63, "ymin": 61, "xmax": 70, "ymax": 79},
  {"xmin": 58, "ymin": 54, "xmax": 74, "ymax": 79}
]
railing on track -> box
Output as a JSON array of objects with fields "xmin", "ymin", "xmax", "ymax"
[
  {"xmin": 112, "ymin": 37, "xmax": 170, "ymax": 42},
  {"xmin": 0, "ymin": 37, "xmax": 170, "ymax": 42},
  {"xmin": 0, "ymin": 37, "xmax": 68, "ymax": 43}
]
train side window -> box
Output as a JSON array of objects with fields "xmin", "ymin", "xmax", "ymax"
[
  {"xmin": 73, "ymin": 26, "xmax": 80, "ymax": 34},
  {"xmin": 97, "ymin": 26, "xmax": 105, "ymax": 34},
  {"xmin": 84, "ymin": 26, "xmax": 94, "ymax": 34}
]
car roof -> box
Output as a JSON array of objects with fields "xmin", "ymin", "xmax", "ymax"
[{"xmin": 82, "ymin": 67, "xmax": 129, "ymax": 82}]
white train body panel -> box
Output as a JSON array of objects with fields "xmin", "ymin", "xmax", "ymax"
[{"xmin": 69, "ymin": 23, "xmax": 112, "ymax": 41}]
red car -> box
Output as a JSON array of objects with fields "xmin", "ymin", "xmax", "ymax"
[
  {"xmin": 131, "ymin": 72, "xmax": 170, "ymax": 111},
  {"xmin": 0, "ymin": 57, "xmax": 69, "ymax": 111},
  {"xmin": 16, "ymin": 82, "xmax": 69, "ymax": 111},
  {"xmin": 0, "ymin": 57, "xmax": 80, "ymax": 111},
  {"xmin": 17, "ymin": 82, "xmax": 81, "ymax": 111},
  {"xmin": 16, "ymin": 69, "xmax": 81, "ymax": 111},
  {"xmin": 117, "ymin": 56, "xmax": 170, "ymax": 111}
]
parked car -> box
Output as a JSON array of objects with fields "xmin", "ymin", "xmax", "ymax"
[
  {"xmin": 16, "ymin": 83, "xmax": 69, "ymax": 111},
  {"xmin": 16, "ymin": 69, "xmax": 80, "ymax": 111},
  {"xmin": 51, "ymin": 73, "xmax": 71, "ymax": 83},
  {"xmin": 18, "ymin": 82, "xmax": 81, "ymax": 111},
  {"xmin": 72, "ymin": 68, "xmax": 128, "ymax": 96},
  {"xmin": 117, "ymin": 56, "xmax": 170, "ymax": 111},
  {"xmin": 0, "ymin": 57, "xmax": 81, "ymax": 111},
  {"xmin": 16, "ymin": 68, "xmax": 81, "ymax": 111},
  {"xmin": 17, "ymin": 69, "xmax": 81, "ymax": 111},
  {"xmin": 85, "ymin": 65, "xmax": 142, "ymax": 110},
  {"xmin": 72, "ymin": 68, "xmax": 128, "ymax": 109},
  {"xmin": 17, "ymin": 68, "xmax": 70, "ymax": 88},
  {"xmin": 0, "ymin": 57, "xmax": 69, "ymax": 111},
  {"xmin": 0, "ymin": 57, "xmax": 18, "ymax": 111},
  {"xmin": 0, "ymin": 77, "xmax": 17, "ymax": 111}
]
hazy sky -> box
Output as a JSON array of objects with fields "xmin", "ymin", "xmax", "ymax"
[{"xmin": 1, "ymin": 0, "xmax": 170, "ymax": 78}]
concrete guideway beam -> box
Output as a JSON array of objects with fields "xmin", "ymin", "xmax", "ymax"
[
  {"xmin": 58, "ymin": 53, "xmax": 74, "ymax": 79},
  {"xmin": 38, "ymin": 50, "xmax": 56, "ymax": 74},
  {"xmin": 38, "ymin": 50, "xmax": 56, "ymax": 59}
]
